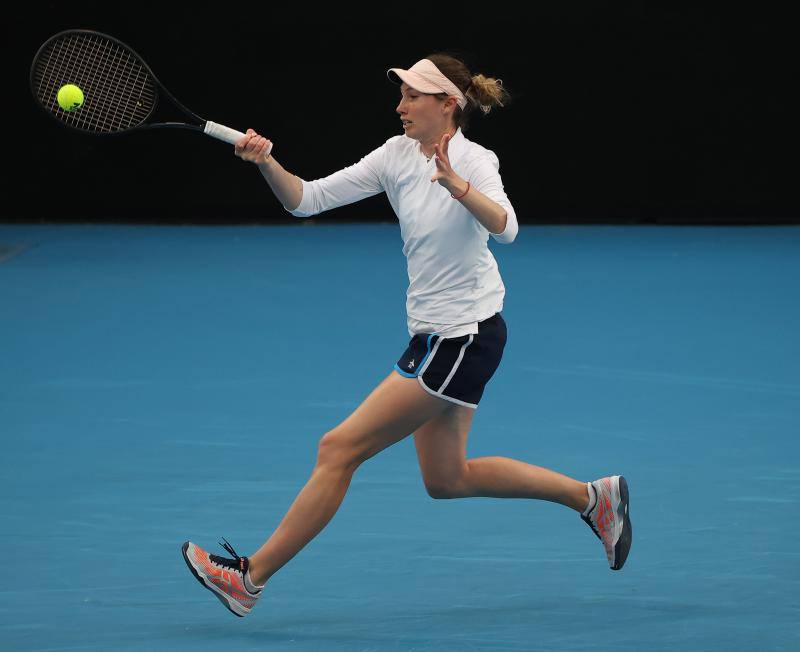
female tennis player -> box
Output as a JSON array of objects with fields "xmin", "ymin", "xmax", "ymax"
[{"xmin": 181, "ymin": 54, "xmax": 632, "ymax": 617}]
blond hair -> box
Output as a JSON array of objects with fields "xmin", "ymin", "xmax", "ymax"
[{"xmin": 424, "ymin": 52, "xmax": 511, "ymax": 132}]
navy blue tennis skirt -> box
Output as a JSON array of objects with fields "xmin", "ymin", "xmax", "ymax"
[{"xmin": 393, "ymin": 312, "xmax": 507, "ymax": 409}]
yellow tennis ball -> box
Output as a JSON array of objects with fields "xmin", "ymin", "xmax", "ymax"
[{"xmin": 57, "ymin": 84, "xmax": 84, "ymax": 112}]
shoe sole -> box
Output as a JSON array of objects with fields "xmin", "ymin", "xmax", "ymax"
[
  {"xmin": 181, "ymin": 542, "xmax": 249, "ymax": 617},
  {"xmin": 612, "ymin": 476, "xmax": 632, "ymax": 570}
]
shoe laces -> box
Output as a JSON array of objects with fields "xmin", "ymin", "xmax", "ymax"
[{"xmin": 208, "ymin": 536, "xmax": 246, "ymax": 573}]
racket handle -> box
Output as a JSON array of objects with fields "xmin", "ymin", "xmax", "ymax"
[
  {"xmin": 204, "ymin": 121, "xmax": 245, "ymax": 144},
  {"xmin": 204, "ymin": 121, "xmax": 274, "ymax": 157}
]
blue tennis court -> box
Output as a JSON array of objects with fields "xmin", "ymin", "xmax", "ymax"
[{"xmin": 1, "ymin": 223, "xmax": 798, "ymax": 650}]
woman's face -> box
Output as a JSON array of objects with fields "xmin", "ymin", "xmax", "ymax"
[{"xmin": 396, "ymin": 82, "xmax": 453, "ymax": 141}]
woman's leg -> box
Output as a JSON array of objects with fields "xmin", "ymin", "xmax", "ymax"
[
  {"xmin": 413, "ymin": 403, "xmax": 590, "ymax": 511},
  {"xmin": 246, "ymin": 371, "xmax": 451, "ymax": 585}
]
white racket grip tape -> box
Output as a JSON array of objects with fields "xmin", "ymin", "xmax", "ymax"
[
  {"xmin": 203, "ymin": 121, "xmax": 244, "ymax": 144},
  {"xmin": 204, "ymin": 121, "xmax": 273, "ymax": 157}
]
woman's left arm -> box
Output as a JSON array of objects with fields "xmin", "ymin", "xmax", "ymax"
[{"xmin": 431, "ymin": 133, "xmax": 518, "ymax": 243}]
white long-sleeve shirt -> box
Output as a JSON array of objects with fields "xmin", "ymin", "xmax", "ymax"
[{"xmin": 285, "ymin": 127, "xmax": 518, "ymax": 337}]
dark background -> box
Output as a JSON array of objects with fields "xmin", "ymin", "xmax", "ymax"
[{"xmin": 6, "ymin": 2, "xmax": 796, "ymax": 224}]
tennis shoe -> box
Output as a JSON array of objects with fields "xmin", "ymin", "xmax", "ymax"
[
  {"xmin": 581, "ymin": 475, "xmax": 632, "ymax": 570},
  {"xmin": 181, "ymin": 538, "xmax": 262, "ymax": 617}
]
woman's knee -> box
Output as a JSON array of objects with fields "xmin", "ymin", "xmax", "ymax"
[
  {"xmin": 425, "ymin": 482, "xmax": 454, "ymax": 499},
  {"xmin": 422, "ymin": 462, "xmax": 470, "ymax": 500},
  {"xmin": 317, "ymin": 429, "xmax": 363, "ymax": 471},
  {"xmin": 423, "ymin": 469, "xmax": 470, "ymax": 499}
]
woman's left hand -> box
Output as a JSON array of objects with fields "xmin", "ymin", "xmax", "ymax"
[{"xmin": 430, "ymin": 132, "xmax": 462, "ymax": 191}]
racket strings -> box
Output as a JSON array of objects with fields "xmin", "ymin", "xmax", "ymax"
[
  {"xmin": 66, "ymin": 36, "xmax": 124, "ymax": 131},
  {"xmin": 43, "ymin": 35, "xmax": 120, "ymax": 133},
  {"xmin": 73, "ymin": 37, "xmax": 149, "ymax": 132},
  {"xmin": 36, "ymin": 36, "xmax": 105, "ymax": 130},
  {"xmin": 70, "ymin": 35, "xmax": 154, "ymax": 132},
  {"xmin": 33, "ymin": 33, "xmax": 156, "ymax": 133},
  {"xmin": 73, "ymin": 36, "xmax": 154, "ymax": 132}
]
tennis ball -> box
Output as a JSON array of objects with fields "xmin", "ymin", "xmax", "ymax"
[{"xmin": 57, "ymin": 84, "xmax": 84, "ymax": 112}]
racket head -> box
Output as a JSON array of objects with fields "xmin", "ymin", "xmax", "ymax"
[{"xmin": 30, "ymin": 29, "xmax": 163, "ymax": 136}]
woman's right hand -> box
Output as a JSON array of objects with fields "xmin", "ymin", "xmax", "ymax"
[{"xmin": 234, "ymin": 129, "xmax": 273, "ymax": 165}]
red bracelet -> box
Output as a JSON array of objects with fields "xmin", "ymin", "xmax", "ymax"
[{"xmin": 451, "ymin": 181, "xmax": 470, "ymax": 199}]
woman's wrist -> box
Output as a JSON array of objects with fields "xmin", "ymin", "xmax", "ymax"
[
  {"xmin": 450, "ymin": 179, "xmax": 470, "ymax": 199},
  {"xmin": 258, "ymin": 154, "xmax": 275, "ymax": 172}
]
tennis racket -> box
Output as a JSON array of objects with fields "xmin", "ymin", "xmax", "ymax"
[{"xmin": 29, "ymin": 29, "xmax": 269, "ymax": 154}]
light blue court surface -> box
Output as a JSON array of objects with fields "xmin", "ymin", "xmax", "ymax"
[{"xmin": 1, "ymin": 223, "xmax": 798, "ymax": 651}]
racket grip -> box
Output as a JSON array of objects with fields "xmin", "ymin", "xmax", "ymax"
[
  {"xmin": 204, "ymin": 121, "xmax": 273, "ymax": 157},
  {"xmin": 204, "ymin": 121, "xmax": 245, "ymax": 144}
]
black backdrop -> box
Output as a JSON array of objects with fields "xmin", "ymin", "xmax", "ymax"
[{"xmin": 7, "ymin": 3, "xmax": 796, "ymax": 224}]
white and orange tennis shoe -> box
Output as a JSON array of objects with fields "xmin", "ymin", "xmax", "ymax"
[
  {"xmin": 181, "ymin": 538, "xmax": 263, "ymax": 617},
  {"xmin": 581, "ymin": 475, "xmax": 632, "ymax": 570}
]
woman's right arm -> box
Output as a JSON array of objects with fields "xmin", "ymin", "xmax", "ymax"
[
  {"xmin": 234, "ymin": 128, "xmax": 387, "ymax": 218},
  {"xmin": 235, "ymin": 129, "xmax": 302, "ymax": 212}
]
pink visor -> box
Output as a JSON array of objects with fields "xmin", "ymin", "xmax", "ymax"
[{"xmin": 387, "ymin": 59, "xmax": 468, "ymax": 110}]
